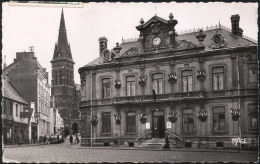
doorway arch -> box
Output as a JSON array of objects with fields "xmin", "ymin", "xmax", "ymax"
[{"xmin": 72, "ymin": 122, "xmax": 78, "ymax": 135}]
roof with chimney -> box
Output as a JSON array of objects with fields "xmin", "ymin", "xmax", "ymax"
[
  {"xmin": 51, "ymin": 9, "xmax": 74, "ymax": 63},
  {"xmin": 2, "ymin": 79, "xmax": 28, "ymax": 105},
  {"xmin": 84, "ymin": 14, "xmax": 257, "ymax": 67}
]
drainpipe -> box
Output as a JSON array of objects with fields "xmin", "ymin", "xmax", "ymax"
[
  {"xmin": 236, "ymin": 53, "xmax": 241, "ymax": 151},
  {"xmin": 90, "ymin": 70, "xmax": 93, "ymax": 147}
]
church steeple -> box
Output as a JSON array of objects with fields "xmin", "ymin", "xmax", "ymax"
[{"xmin": 51, "ymin": 9, "xmax": 74, "ymax": 63}]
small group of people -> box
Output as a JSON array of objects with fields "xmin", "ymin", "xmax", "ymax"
[{"xmin": 69, "ymin": 135, "xmax": 80, "ymax": 144}]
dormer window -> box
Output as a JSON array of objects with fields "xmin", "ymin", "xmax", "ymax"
[
  {"xmin": 212, "ymin": 34, "xmax": 224, "ymax": 48},
  {"xmin": 214, "ymin": 35, "xmax": 222, "ymax": 45}
]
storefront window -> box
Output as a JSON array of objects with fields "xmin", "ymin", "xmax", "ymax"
[
  {"xmin": 213, "ymin": 107, "xmax": 226, "ymax": 131},
  {"xmin": 126, "ymin": 112, "xmax": 136, "ymax": 133},
  {"xmin": 102, "ymin": 112, "xmax": 111, "ymax": 133}
]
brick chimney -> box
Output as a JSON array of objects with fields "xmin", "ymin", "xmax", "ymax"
[
  {"xmin": 99, "ymin": 37, "xmax": 108, "ymax": 56},
  {"xmin": 231, "ymin": 14, "xmax": 243, "ymax": 37}
]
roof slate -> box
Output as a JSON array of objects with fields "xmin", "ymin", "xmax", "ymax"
[
  {"xmin": 83, "ymin": 23, "xmax": 256, "ymax": 68},
  {"xmin": 2, "ymin": 79, "xmax": 28, "ymax": 105}
]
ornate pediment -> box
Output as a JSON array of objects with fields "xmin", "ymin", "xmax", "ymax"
[
  {"xmin": 121, "ymin": 47, "xmax": 140, "ymax": 56},
  {"xmin": 175, "ymin": 40, "xmax": 197, "ymax": 49}
]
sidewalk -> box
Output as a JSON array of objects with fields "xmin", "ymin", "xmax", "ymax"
[
  {"xmin": 4, "ymin": 143, "xmax": 44, "ymax": 148},
  {"xmin": 75, "ymin": 145, "xmax": 256, "ymax": 154}
]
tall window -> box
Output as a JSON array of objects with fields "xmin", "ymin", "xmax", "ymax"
[
  {"xmin": 248, "ymin": 104, "xmax": 258, "ymax": 130},
  {"xmin": 16, "ymin": 104, "xmax": 18, "ymax": 116},
  {"xmin": 55, "ymin": 71, "xmax": 58, "ymax": 85},
  {"xmin": 9, "ymin": 102, "xmax": 13, "ymax": 115},
  {"xmin": 182, "ymin": 109, "xmax": 194, "ymax": 132},
  {"xmin": 59, "ymin": 70, "xmax": 62, "ymax": 85},
  {"xmin": 126, "ymin": 76, "xmax": 136, "ymax": 96},
  {"xmin": 81, "ymin": 113, "xmax": 87, "ymax": 133},
  {"xmin": 67, "ymin": 70, "xmax": 69, "ymax": 85},
  {"xmin": 182, "ymin": 70, "xmax": 193, "ymax": 92},
  {"xmin": 126, "ymin": 112, "xmax": 136, "ymax": 133},
  {"xmin": 102, "ymin": 112, "xmax": 111, "ymax": 133},
  {"xmin": 70, "ymin": 71, "xmax": 72, "ymax": 85},
  {"xmin": 152, "ymin": 73, "xmax": 163, "ymax": 94},
  {"xmin": 212, "ymin": 67, "xmax": 224, "ymax": 91},
  {"xmin": 102, "ymin": 78, "xmax": 111, "ymax": 98},
  {"xmin": 213, "ymin": 107, "xmax": 226, "ymax": 131}
]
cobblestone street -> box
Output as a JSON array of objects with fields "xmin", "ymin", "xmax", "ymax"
[{"xmin": 3, "ymin": 139, "xmax": 258, "ymax": 163}]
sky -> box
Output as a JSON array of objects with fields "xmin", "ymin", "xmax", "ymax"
[{"xmin": 2, "ymin": 2, "xmax": 258, "ymax": 84}]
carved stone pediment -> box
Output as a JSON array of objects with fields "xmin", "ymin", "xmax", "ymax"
[
  {"xmin": 175, "ymin": 40, "xmax": 197, "ymax": 49},
  {"xmin": 122, "ymin": 47, "xmax": 139, "ymax": 56}
]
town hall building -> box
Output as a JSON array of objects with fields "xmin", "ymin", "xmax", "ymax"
[{"xmin": 78, "ymin": 13, "xmax": 258, "ymax": 150}]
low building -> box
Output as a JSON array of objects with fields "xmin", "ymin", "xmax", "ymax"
[
  {"xmin": 2, "ymin": 78, "xmax": 30, "ymax": 144},
  {"xmin": 79, "ymin": 14, "xmax": 258, "ymax": 150}
]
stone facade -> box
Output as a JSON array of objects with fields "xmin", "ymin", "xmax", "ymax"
[{"xmin": 79, "ymin": 14, "xmax": 258, "ymax": 150}]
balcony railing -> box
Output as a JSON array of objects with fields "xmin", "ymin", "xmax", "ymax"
[
  {"xmin": 80, "ymin": 91, "xmax": 204, "ymax": 107},
  {"xmin": 79, "ymin": 89, "xmax": 258, "ymax": 108}
]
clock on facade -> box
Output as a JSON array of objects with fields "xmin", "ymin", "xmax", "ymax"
[{"xmin": 152, "ymin": 36, "xmax": 161, "ymax": 46}]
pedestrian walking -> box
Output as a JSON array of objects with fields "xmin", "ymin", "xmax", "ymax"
[
  {"xmin": 57, "ymin": 135, "xmax": 60, "ymax": 144},
  {"xmin": 76, "ymin": 136, "xmax": 80, "ymax": 144},
  {"xmin": 43, "ymin": 135, "xmax": 47, "ymax": 145},
  {"xmin": 69, "ymin": 135, "xmax": 73, "ymax": 144},
  {"xmin": 163, "ymin": 134, "xmax": 170, "ymax": 150},
  {"xmin": 114, "ymin": 134, "xmax": 119, "ymax": 148}
]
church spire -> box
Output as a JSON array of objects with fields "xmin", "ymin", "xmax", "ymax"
[
  {"xmin": 51, "ymin": 9, "xmax": 74, "ymax": 63},
  {"xmin": 59, "ymin": 8, "xmax": 66, "ymax": 31}
]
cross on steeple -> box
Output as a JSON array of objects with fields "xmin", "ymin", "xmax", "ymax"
[{"xmin": 29, "ymin": 46, "xmax": 34, "ymax": 52}]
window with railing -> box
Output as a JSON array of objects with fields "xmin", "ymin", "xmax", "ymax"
[
  {"xmin": 182, "ymin": 70, "xmax": 193, "ymax": 92},
  {"xmin": 213, "ymin": 106, "xmax": 226, "ymax": 131},
  {"xmin": 152, "ymin": 73, "xmax": 163, "ymax": 94},
  {"xmin": 102, "ymin": 112, "xmax": 111, "ymax": 134},
  {"xmin": 212, "ymin": 67, "xmax": 224, "ymax": 91},
  {"xmin": 248, "ymin": 104, "xmax": 258, "ymax": 130},
  {"xmin": 126, "ymin": 111, "xmax": 136, "ymax": 133},
  {"xmin": 102, "ymin": 78, "xmax": 111, "ymax": 98},
  {"xmin": 126, "ymin": 76, "xmax": 136, "ymax": 96},
  {"xmin": 182, "ymin": 109, "xmax": 194, "ymax": 133}
]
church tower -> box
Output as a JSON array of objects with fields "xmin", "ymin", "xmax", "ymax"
[{"xmin": 51, "ymin": 9, "xmax": 76, "ymax": 135}]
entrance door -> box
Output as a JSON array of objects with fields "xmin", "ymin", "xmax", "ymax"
[
  {"xmin": 152, "ymin": 110, "xmax": 165, "ymax": 138},
  {"xmin": 72, "ymin": 122, "xmax": 78, "ymax": 135}
]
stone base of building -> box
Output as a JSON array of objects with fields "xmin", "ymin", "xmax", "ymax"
[{"xmin": 80, "ymin": 136, "xmax": 258, "ymax": 150}]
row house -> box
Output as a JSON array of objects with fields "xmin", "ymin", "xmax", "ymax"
[
  {"xmin": 49, "ymin": 96, "xmax": 65, "ymax": 136},
  {"xmin": 3, "ymin": 51, "xmax": 51, "ymax": 143},
  {"xmin": 78, "ymin": 14, "xmax": 258, "ymax": 150},
  {"xmin": 2, "ymin": 78, "xmax": 30, "ymax": 144}
]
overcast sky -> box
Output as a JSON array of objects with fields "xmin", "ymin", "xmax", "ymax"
[{"xmin": 2, "ymin": 2, "xmax": 258, "ymax": 84}]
